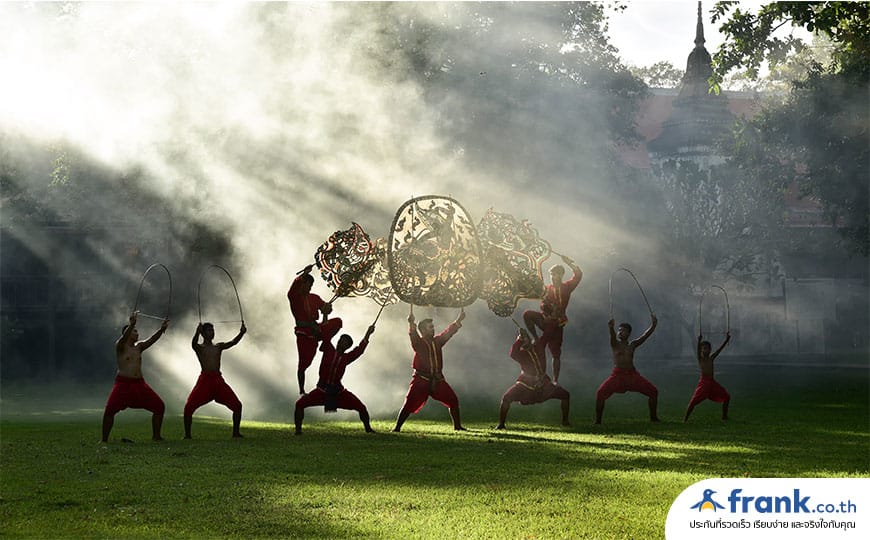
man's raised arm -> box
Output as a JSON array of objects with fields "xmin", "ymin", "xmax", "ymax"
[
  {"xmin": 608, "ymin": 319, "xmax": 617, "ymax": 348},
  {"xmin": 140, "ymin": 319, "xmax": 169, "ymax": 351},
  {"xmin": 192, "ymin": 323, "xmax": 202, "ymax": 350},
  {"xmin": 220, "ymin": 323, "xmax": 247, "ymax": 350},
  {"xmin": 711, "ymin": 332, "xmax": 731, "ymax": 361},
  {"xmin": 631, "ymin": 314, "xmax": 657, "ymax": 348}
]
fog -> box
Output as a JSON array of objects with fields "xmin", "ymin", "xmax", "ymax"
[{"xmin": 1, "ymin": 2, "xmax": 865, "ymax": 423}]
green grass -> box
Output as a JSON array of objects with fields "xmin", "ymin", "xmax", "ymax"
[{"xmin": 1, "ymin": 368, "xmax": 868, "ymax": 539}]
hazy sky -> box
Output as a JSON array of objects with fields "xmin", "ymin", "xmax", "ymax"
[
  {"xmin": 608, "ymin": 1, "xmax": 723, "ymax": 68},
  {"xmin": 606, "ymin": 1, "xmax": 808, "ymax": 70}
]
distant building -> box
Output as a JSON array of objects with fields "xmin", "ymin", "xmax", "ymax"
[{"xmin": 619, "ymin": 2, "xmax": 868, "ymax": 359}]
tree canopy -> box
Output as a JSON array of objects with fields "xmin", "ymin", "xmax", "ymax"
[{"xmin": 711, "ymin": 1, "xmax": 869, "ymax": 255}]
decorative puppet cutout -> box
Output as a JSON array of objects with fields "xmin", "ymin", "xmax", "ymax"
[{"xmin": 388, "ymin": 196, "xmax": 482, "ymax": 307}]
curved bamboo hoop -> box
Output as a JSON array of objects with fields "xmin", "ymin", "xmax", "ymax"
[
  {"xmin": 133, "ymin": 263, "xmax": 172, "ymax": 320},
  {"xmin": 699, "ymin": 285, "xmax": 730, "ymax": 335},
  {"xmin": 608, "ymin": 267, "xmax": 653, "ymax": 320},
  {"xmin": 197, "ymin": 264, "xmax": 244, "ymax": 324}
]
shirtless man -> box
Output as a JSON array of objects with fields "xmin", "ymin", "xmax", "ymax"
[
  {"xmin": 595, "ymin": 315, "xmax": 659, "ymax": 424},
  {"xmin": 393, "ymin": 310, "xmax": 466, "ymax": 433},
  {"xmin": 184, "ymin": 322, "xmax": 247, "ymax": 439},
  {"xmin": 288, "ymin": 264, "xmax": 342, "ymax": 395},
  {"xmin": 523, "ymin": 256, "xmax": 582, "ymax": 383},
  {"xmin": 496, "ymin": 329, "xmax": 570, "ymax": 429},
  {"xmin": 684, "ymin": 332, "xmax": 732, "ymax": 422},
  {"xmin": 101, "ymin": 312, "xmax": 169, "ymax": 442},
  {"xmin": 294, "ymin": 324, "xmax": 376, "ymax": 435}
]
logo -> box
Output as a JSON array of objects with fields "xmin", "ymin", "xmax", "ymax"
[{"xmin": 690, "ymin": 489, "xmax": 726, "ymax": 512}]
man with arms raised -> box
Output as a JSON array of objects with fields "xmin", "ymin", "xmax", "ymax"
[
  {"xmin": 294, "ymin": 324, "xmax": 376, "ymax": 435},
  {"xmin": 595, "ymin": 315, "xmax": 659, "ymax": 424},
  {"xmin": 102, "ymin": 312, "xmax": 169, "ymax": 442},
  {"xmin": 393, "ymin": 310, "xmax": 467, "ymax": 432},
  {"xmin": 523, "ymin": 255, "xmax": 582, "ymax": 383},
  {"xmin": 288, "ymin": 264, "xmax": 342, "ymax": 395},
  {"xmin": 184, "ymin": 322, "xmax": 247, "ymax": 439}
]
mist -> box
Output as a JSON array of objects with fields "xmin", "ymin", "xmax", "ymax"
[{"xmin": 2, "ymin": 2, "xmax": 865, "ymax": 423}]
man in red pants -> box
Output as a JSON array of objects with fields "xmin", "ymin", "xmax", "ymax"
[
  {"xmin": 684, "ymin": 332, "xmax": 732, "ymax": 421},
  {"xmin": 497, "ymin": 329, "xmax": 570, "ymax": 429},
  {"xmin": 523, "ymin": 255, "xmax": 582, "ymax": 383},
  {"xmin": 102, "ymin": 312, "xmax": 169, "ymax": 442},
  {"xmin": 184, "ymin": 321, "xmax": 247, "ymax": 438},
  {"xmin": 393, "ymin": 310, "xmax": 466, "ymax": 432},
  {"xmin": 288, "ymin": 264, "xmax": 342, "ymax": 395},
  {"xmin": 595, "ymin": 316, "xmax": 659, "ymax": 424},
  {"xmin": 294, "ymin": 324, "xmax": 376, "ymax": 435}
]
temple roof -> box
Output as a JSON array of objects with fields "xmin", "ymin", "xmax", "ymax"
[{"xmin": 648, "ymin": 1, "xmax": 732, "ymax": 158}]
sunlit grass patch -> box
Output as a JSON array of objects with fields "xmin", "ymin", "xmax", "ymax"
[{"xmin": 1, "ymin": 368, "xmax": 868, "ymax": 539}]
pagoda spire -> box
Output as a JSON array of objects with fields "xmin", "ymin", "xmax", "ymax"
[{"xmin": 694, "ymin": 1, "xmax": 705, "ymax": 48}]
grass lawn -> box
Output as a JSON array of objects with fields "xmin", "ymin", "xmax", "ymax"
[{"xmin": 1, "ymin": 366, "xmax": 868, "ymax": 539}]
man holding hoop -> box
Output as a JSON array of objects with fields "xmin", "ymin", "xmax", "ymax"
[
  {"xmin": 184, "ymin": 322, "xmax": 247, "ymax": 438},
  {"xmin": 684, "ymin": 332, "xmax": 731, "ymax": 421},
  {"xmin": 102, "ymin": 312, "xmax": 168, "ymax": 442},
  {"xmin": 288, "ymin": 264, "xmax": 342, "ymax": 395},
  {"xmin": 595, "ymin": 315, "xmax": 659, "ymax": 424},
  {"xmin": 522, "ymin": 255, "xmax": 582, "ymax": 384}
]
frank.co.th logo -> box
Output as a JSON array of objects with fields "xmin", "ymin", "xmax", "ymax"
[{"xmin": 690, "ymin": 489, "xmax": 726, "ymax": 512}]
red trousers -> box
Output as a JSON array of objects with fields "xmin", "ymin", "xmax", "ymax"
[
  {"xmin": 522, "ymin": 310, "xmax": 564, "ymax": 359},
  {"xmin": 183, "ymin": 371, "xmax": 242, "ymax": 416},
  {"xmin": 687, "ymin": 376, "xmax": 730, "ymax": 407},
  {"xmin": 401, "ymin": 374, "xmax": 459, "ymax": 414},
  {"xmin": 502, "ymin": 378, "xmax": 569, "ymax": 405},
  {"xmin": 295, "ymin": 386, "xmax": 366, "ymax": 412},
  {"xmin": 104, "ymin": 375, "xmax": 165, "ymax": 415},
  {"xmin": 295, "ymin": 319, "xmax": 343, "ymax": 371},
  {"xmin": 596, "ymin": 368, "xmax": 658, "ymax": 401}
]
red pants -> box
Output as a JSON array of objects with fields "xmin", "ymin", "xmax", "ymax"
[
  {"xmin": 687, "ymin": 376, "xmax": 730, "ymax": 407},
  {"xmin": 295, "ymin": 387, "xmax": 366, "ymax": 412},
  {"xmin": 596, "ymin": 368, "xmax": 658, "ymax": 401},
  {"xmin": 183, "ymin": 371, "xmax": 242, "ymax": 416},
  {"xmin": 522, "ymin": 310, "xmax": 564, "ymax": 359},
  {"xmin": 502, "ymin": 379, "xmax": 569, "ymax": 405},
  {"xmin": 401, "ymin": 374, "xmax": 459, "ymax": 414},
  {"xmin": 295, "ymin": 318, "xmax": 343, "ymax": 371},
  {"xmin": 104, "ymin": 376, "xmax": 165, "ymax": 415}
]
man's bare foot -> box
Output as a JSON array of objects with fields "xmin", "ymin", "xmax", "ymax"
[
  {"xmin": 392, "ymin": 427, "xmax": 401, "ymax": 433},
  {"xmin": 454, "ymin": 426, "xmax": 467, "ymax": 431},
  {"xmin": 495, "ymin": 424, "xmax": 506, "ymax": 430},
  {"xmin": 121, "ymin": 438, "xmax": 135, "ymax": 443},
  {"xmin": 184, "ymin": 435, "xmax": 192, "ymax": 439},
  {"xmin": 365, "ymin": 428, "xmax": 376, "ymax": 433},
  {"xmin": 152, "ymin": 436, "xmax": 164, "ymax": 441},
  {"xmin": 232, "ymin": 432, "xmax": 244, "ymax": 438},
  {"xmin": 650, "ymin": 417, "xmax": 661, "ymax": 423},
  {"xmin": 561, "ymin": 420, "xmax": 571, "ymax": 427}
]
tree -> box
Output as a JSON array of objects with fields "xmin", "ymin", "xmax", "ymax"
[
  {"xmin": 629, "ymin": 61, "xmax": 684, "ymax": 88},
  {"xmin": 378, "ymin": 2, "xmax": 648, "ymax": 183},
  {"xmin": 710, "ymin": 1, "xmax": 869, "ymax": 255}
]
